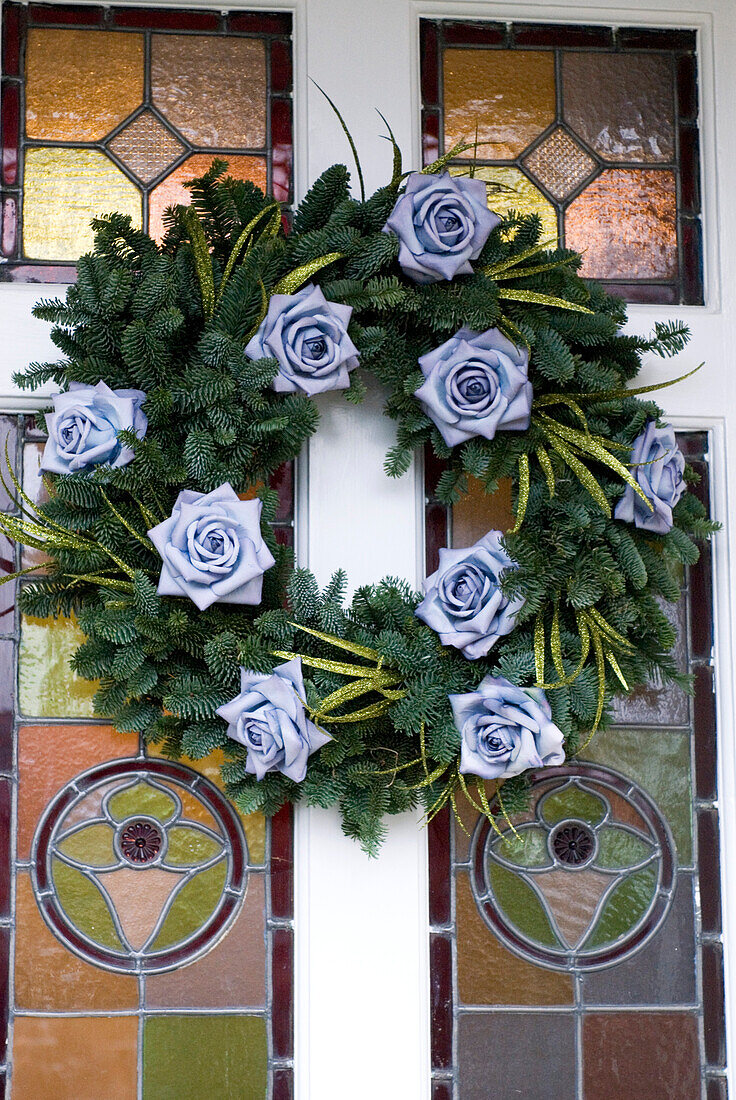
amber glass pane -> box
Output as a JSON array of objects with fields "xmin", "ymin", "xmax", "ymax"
[
  {"xmin": 25, "ymin": 29, "xmax": 143, "ymax": 141},
  {"xmin": 452, "ymin": 477, "xmax": 514, "ymax": 547},
  {"xmin": 23, "ymin": 147, "xmax": 142, "ymax": 261},
  {"xmin": 151, "ymin": 35, "xmax": 267, "ymax": 148},
  {"xmin": 565, "ymin": 168, "xmax": 677, "ymax": 280},
  {"xmin": 148, "ymin": 153, "xmax": 267, "ymax": 242},
  {"xmin": 563, "ymin": 52, "xmax": 675, "ymax": 163},
  {"xmin": 452, "ymin": 165, "xmax": 558, "ymax": 245},
  {"xmin": 443, "ymin": 49, "xmax": 555, "ymax": 159},
  {"xmin": 108, "ymin": 110, "xmax": 186, "ymax": 185}
]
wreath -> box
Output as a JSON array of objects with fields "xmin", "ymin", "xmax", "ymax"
[{"xmin": 4, "ymin": 137, "xmax": 716, "ymax": 853}]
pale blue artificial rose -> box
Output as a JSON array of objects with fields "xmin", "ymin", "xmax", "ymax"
[
  {"xmin": 382, "ymin": 171, "xmax": 500, "ymax": 284},
  {"xmin": 244, "ymin": 283, "xmax": 359, "ymax": 395},
  {"xmin": 614, "ymin": 420, "xmax": 686, "ymax": 535},
  {"xmin": 450, "ymin": 675, "xmax": 565, "ymax": 780},
  {"xmin": 148, "ymin": 483, "xmax": 275, "ymax": 611},
  {"xmin": 217, "ymin": 657, "xmax": 331, "ymax": 782},
  {"xmin": 415, "ymin": 327, "xmax": 532, "ymax": 447},
  {"xmin": 41, "ymin": 380, "xmax": 147, "ymax": 474},
  {"xmin": 416, "ymin": 530, "xmax": 524, "ymax": 659}
]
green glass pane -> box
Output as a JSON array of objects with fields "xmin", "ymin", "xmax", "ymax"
[
  {"xmin": 19, "ymin": 612, "xmax": 97, "ymax": 718},
  {"xmin": 585, "ymin": 865, "xmax": 657, "ymax": 949},
  {"xmin": 57, "ymin": 823, "xmax": 116, "ymax": 867},
  {"xmin": 164, "ymin": 825, "xmax": 223, "ymax": 867},
  {"xmin": 52, "ymin": 857, "xmax": 123, "ymax": 950},
  {"xmin": 493, "ymin": 826, "xmax": 551, "ymax": 868},
  {"xmin": 585, "ymin": 726, "xmax": 691, "ymax": 863},
  {"xmin": 489, "ymin": 862, "xmax": 560, "ymax": 948},
  {"xmin": 595, "ymin": 826, "xmax": 653, "ymax": 871},
  {"xmin": 108, "ymin": 781, "xmax": 177, "ymax": 824},
  {"xmin": 540, "ymin": 785, "xmax": 606, "ymax": 827},
  {"xmin": 152, "ymin": 860, "xmax": 227, "ymax": 950},
  {"xmin": 143, "ymin": 1015, "xmax": 267, "ymax": 1100}
]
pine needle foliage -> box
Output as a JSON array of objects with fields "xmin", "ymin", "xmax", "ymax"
[{"xmin": 6, "ymin": 159, "xmax": 717, "ymax": 853}]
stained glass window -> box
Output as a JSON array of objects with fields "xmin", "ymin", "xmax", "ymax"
[
  {"xmin": 0, "ymin": 417, "xmax": 295, "ymax": 1098},
  {"xmin": 420, "ymin": 21, "xmax": 702, "ymax": 305},
  {"xmin": 426, "ymin": 436, "xmax": 725, "ymax": 1099},
  {"xmin": 0, "ymin": 4, "xmax": 293, "ymax": 281}
]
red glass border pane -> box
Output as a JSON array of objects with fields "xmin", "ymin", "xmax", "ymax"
[
  {"xmin": 512, "ymin": 22, "xmax": 614, "ymax": 47},
  {"xmin": 1, "ymin": 4, "xmax": 23, "ymax": 76},
  {"xmin": 1, "ymin": 196, "xmax": 17, "ymax": 260},
  {"xmin": 270, "ymin": 39, "xmax": 293, "ymax": 95},
  {"xmin": 28, "ymin": 3, "xmax": 104, "ymax": 25},
  {"xmin": 271, "ymin": 98, "xmax": 293, "ymax": 204},
  {"xmin": 442, "ymin": 19, "xmax": 505, "ymax": 46},
  {"xmin": 420, "ymin": 21, "xmax": 440, "ymax": 107},
  {"xmin": 1, "ymin": 84, "xmax": 20, "ymax": 188},
  {"xmin": 229, "ymin": 12, "xmax": 292, "ymax": 35},
  {"xmin": 111, "ymin": 7, "xmax": 220, "ymax": 30}
]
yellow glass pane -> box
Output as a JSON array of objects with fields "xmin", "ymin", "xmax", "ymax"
[
  {"xmin": 23, "ymin": 148, "xmax": 142, "ymax": 261},
  {"xmin": 444, "ymin": 49, "xmax": 555, "ymax": 159},
  {"xmin": 451, "ymin": 165, "xmax": 558, "ymax": 245},
  {"xmin": 19, "ymin": 611, "xmax": 98, "ymax": 718},
  {"xmin": 25, "ymin": 29, "xmax": 143, "ymax": 141},
  {"xmin": 148, "ymin": 153, "xmax": 267, "ymax": 243},
  {"xmin": 151, "ymin": 35, "xmax": 266, "ymax": 148}
]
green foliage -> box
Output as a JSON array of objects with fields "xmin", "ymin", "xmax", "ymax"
[{"xmin": 8, "ymin": 158, "xmax": 716, "ymax": 852}]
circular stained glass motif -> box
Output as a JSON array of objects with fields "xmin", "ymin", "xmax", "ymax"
[
  {"xmin": 470, "ymin": 763, "xmax": 676, "ymax": 972},
  {"xmin": 32, "ymin": 758, "xmax": 247, "ymax": 974}
]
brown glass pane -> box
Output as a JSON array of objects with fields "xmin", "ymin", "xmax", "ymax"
[
  {"xmin": 459, "ymin": 1012, "xmax": 576, "ymax": 1099},
  {"xmin": 25, "ymin": 28, "xmax": 143, "ymax": 141},
  {"xmin": 452, "ymin": 477, "xmax": 514, "ymax": 547},
  {"xmin": 523, "ymin": 127, "xmax": 597, "ymax": 200},
  {"xmin": 151, "ymin": 35, "xmax": 266, "ymax": 148},
  {"xmin": 563, "ymin": 52, "xmax": 675, "ymax": 163},
  {"xmin": 443, "ymin": 49, "xmax": 555, "ymax": 159},
  {"xmin": 583, "ymin": 1013, "xmax": 700, "ymax": 1100},
  {"xmin": 13, "ymin": 1015, "xmax": 138, "ymax": 1099},
  {"xmin": 565, "ymin": 169, "xmax": 677, "ymax": 280}
]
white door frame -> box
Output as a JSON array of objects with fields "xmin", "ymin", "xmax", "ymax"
[{"xmin": 1, "ymin": 2, "xmax": 734, "ymax": 1097}]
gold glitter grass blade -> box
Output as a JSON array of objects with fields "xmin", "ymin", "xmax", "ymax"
[
  {"xmin": 216, "ymin": 203, "xmax": 282, "ymax": 307},
  {"xmin": 273, "ymin": 252, "xmax": 344, "ymax": 296},
  {"xmin": 509, "ymin": 453, "xmax": 529, "ymax": 533},
  {"xmin": 498, "ymin": 288, "xmax": 593, "ymax": 314},
  {"xmin": 182, "ymin": 207, "xmax": 215, "ymax": 320}
]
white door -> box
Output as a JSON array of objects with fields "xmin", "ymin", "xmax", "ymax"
[{"xmin": 1, "ymin": 1, "xmax": 734, "ymax": 1097}]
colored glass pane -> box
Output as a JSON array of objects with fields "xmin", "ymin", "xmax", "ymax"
[
  {"xmin": 493, "ymin": 826, "xmax": 551, "ymax": 868},
  {"xmin": 165, "ymin": 825, "xmax": 223, "ymax": 866},
  {"xmin": 148, "ymin": 153, "xmax": 268, "ymax": 243},
  {"xmin": 151, "ymin": 35, "xmax": 267, "ymax": 148},
  {"xmin": 107, "ymin": 779, "xmax": 178, "ymax": 823},
  {"xmin": 142, "ymin": 1015, "xmax": 268, "ymax": 1100},
  {"xmin": 595, "ymin": 826, "xmax": 653, "ymax": 870},
  {"xmin": 151, "ymin": 860, "xmax": 228, "ymax": 950},
  {"xmin": 540, "ymin": 784, "xmax": 606, "ymax": 826},
  {"xmin": 443, "ymin": 48, "xmax": 555, "ymax": 159},
  {"xmin": 452, "ymin": 476, "xmax": 514, "ymax": 547},
  {"xmin": 583, "ymin": 1013, "xmax": 700, "ymax": 1100},
  {"xmin": 586, "ymin": 866, "xmax": 658, "ymax": 948},
  {"xmin": 12, "ymin": 1015, "xmax": 138, "ymax": 1100},
  {"xmin": 108, "ymin": 110, "xmax": 186, "ymax": 185},
  {"xmin": 52, "ymin": 858, "xmax": 125, "ymax": 950},
  {"xmin": 25, "ymin": 28, "xmax": 143, "ymax": 141},
  {"xmin": 22, "ymin": 147, "xmax": 142, "ymax": 261},
  {"xmin": 563, "ymin": 52, "xmax": 675, "ymax": 162},
  {"xmin": 19, "ymin": 611, "xmax": 98, "ymax": 717},
  {"xmin": 58, "ymin": 822, "xmax": 117, "ymax": 867},
  {"xmin": 565, "ymin": 168, "xmax": 678, "ymax": 280},
  {"xmin": 488, "ymin": 862, "xmax": 560, "ymax": 947},
  {"xmin": 522, "ymin": 126, "xmax": 597, "ymax": 200},
  {"xmin": 453, "ymin": 165, "xmax": 558, "ymax": 245}
]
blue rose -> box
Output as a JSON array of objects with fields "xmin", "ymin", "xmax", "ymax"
[
  {"xmin": 450, "ymin": 675, "xmax": 565, "ymax": 780},
  {"xmin": 244, "ymin": 283, "xmax": 359, "ymax": 395},
  {"xmin": 41, "ymin": 380, "xmax": 147, "ymax": 474},
  {"xmin": 614, "ymin": 420, "xmax": 686, "ymax": 534},
  {"xmin": 415, "ymin": 327, "xmax": 532, "ymax": 447},
  {"xmin": 217, "ymin": 657, "xmax": 331, "ymax": 782},
  {"xmin": 382, "ymin": 171, "xmax": 500, "ymax": 284},
  {"xmin": 416, "ymin": 530, "xmax": 524, "ymax": 659},
  {"xmin": 148, "ymin": 483, "xmax": 275, "ymax": 611}
]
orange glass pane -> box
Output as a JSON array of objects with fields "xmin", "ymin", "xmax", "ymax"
[
  {"xmin": 148, "ymin": 154, "xmax": 267, "ymax": 243},
  {"xmin": 12, "ymin": 1013, "xmax": 137, "ymax": 1100},
  {"xmin": 566, "ymin": 169, "xmax": 677, "ymax": 280},
  {"xmin": 444, "ymin": 49, "xmax": 555, "ymax": 159},
  {"xmin": 563, "ymin": 52, "xmax": 675, "ymax": 163},
  {"xmin": 23, "ymin": 147, "xmax": 142, "ymax": 261},
  {"xmin": 151, "ymin": 35, "xmax": 266, "ymax": 148},
  {"xmin": 25, "ymin": 28, "xmax": 143, "ymax": 141}
]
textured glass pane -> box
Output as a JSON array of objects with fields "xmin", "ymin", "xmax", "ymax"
[
  {"xmin": 583, "ymin": 1014, "xmax": 700, "ymax": 1099},
  {"xmin": 522, "ymin": 127, "xmax": 597, "ymax": 200},
  {"xmin": 565, "ymin": 169, "xmax": 677, "ymax": 280},
  {"xmin": 452, "ymin": 165, "xmax": 558, "ymax": 245},
  {"xmin": 108, "ymin": 110, "xmax": 186, "ymax": 185},
  {"xmin": 23, "ymin": 147, "xmax": 142, "ymax": 261},
  {"xmin": 25, "ymin": 28, "xmax": 143, "ymax": 141},
  {"xmin": 452, "ymin": 476, "xmax": 514, "ymax": 547},
  {"xmin": 459, "ymin": 1014, "xmax": 576, "ymax": 1100},
  {"xmin": 19, "ymin": 612, "xmax": 98, "ymax": 718},
  {"xmin": 563, "ymin": 52, "xmax": 675, "ymax": 162},
  {"xmin": 443, "ymin": 49, "xmax": 556, "ymax": 159},
  {"xmin": 12, "ymin": 1016, "xmax": 138, "ymax": 1100},
  {"xmin": 151, "ymin": 35, "xmax": 266, "ymax": 148},
  {"xmin": 142, "ymin": 1016, "xmax": 268, "ymax": 1100},
  {"xmin": 148, "ymin": 153, "xmax": 267, "ymax": 243}
]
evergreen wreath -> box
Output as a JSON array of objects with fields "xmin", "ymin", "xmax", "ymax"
[{"xmin": 4, "ymin": 137, "xmax": 716, "ymax": 854}]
